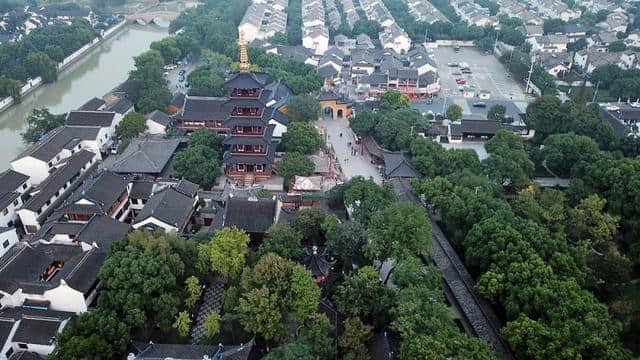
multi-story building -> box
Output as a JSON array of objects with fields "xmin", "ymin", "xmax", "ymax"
[
  {"xmin": 238, "ymin": 0, "xmax": 289, "ymax": 42},
  {"xmin": 221, "ymin": 42, "xmax": 277, "ymax": 182}
]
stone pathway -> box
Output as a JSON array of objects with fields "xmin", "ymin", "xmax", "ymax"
[
  {"xmin": 190, "ymin": 279, "xmax": 226, "ymax": 344},
  {"xmin": 316, "ymin": 116, "xmax": 383, "ymax": 184}
]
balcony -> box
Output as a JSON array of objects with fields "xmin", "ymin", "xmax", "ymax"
[
  {"xmin": 231, "ymin": 88, "xmax": 262, "ymax": 98},
  {"xmin": 231, "ymin": 108, "xmax": 263, "ymax": 117},
  {"xmin": 231, "ymin": 145, "xmax": 266, "ymax": 155}
]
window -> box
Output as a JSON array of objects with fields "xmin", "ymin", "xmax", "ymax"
[
  {"xmin": 2, "ymin": 240, "xmax": 9, "ymax": 248},
  {"xmin": 13, "ymin": 199, "xmax": 18, "ymax": 206},
  {"xmin": 56, "ymin": 155, "xmax": 60, "ymax": 161},
  {"xmin": 5, "ymin": 348, "xmax": 14, "ymax": 358},
  {"xmin": 48, "ymin": 161, "xmax": 53, "ymax": 168},
  {"xmin": 22, "ymin": 183, "xmax": 27, "ymax": 190},
  {"xmin": 2, "ymin": 209, "xmax": 7, "ymax": 216},
  {"xmin": 46, "ymin": 200, "xmax": 51, "ymax": 206},
  {"xmin": 18, "ymin": 343, "xmax": 28, "ymax": 349},
  {"xmin": 255, "ymin": 164, "xmax": 264, "ymax": 172},
  {"xmin": 237, "ymin": 164, "xmax": 245, "ymax": 172}
]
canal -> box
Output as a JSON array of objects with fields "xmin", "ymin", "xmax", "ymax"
[{"xmin": 0, "ymin": 24, "xmax": 169, "ymax": 169}]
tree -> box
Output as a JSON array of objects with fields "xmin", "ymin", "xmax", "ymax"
[
  {"xmin": 445, "ymin": 104, "xmax": 462, "ymax": 121},
  {"xmin": 487, "ymin": 104, "xmax": 507, "ymax": 123},
  {"xmin": 288, "ymin": 94, "xmax": 321, "ymax": 122},
  {"xmin": 568, "ymin": 194, "xmax": 618, "ymax": 252},
  {"xmin": 339, "ymin": 318, "xmax": 372, "ymax": 360},
  {"xmin": 26, "ymin": 51, "xmax": 57, "ymax": 82},
  {"xmin": 264, "ymin": 342, "xmax": 314, "ymax": 360},
  {"xmin": 543, "ymin": 18, "xmax": 566, "ymax": 34},
  {"xmin": 298, "ymin": 313, "xmax": 335, "ymax": 359},
  {"xmin": 366, "ymin": 202, "xmax": 431, "ymax": 262},
  {"xmin": 198, "ymin": 227, "xmax": 249, "ymax": 279},
  {"xmin": 379, "ymin": 89, "xmax": 410, "ymax": 110},
  {"xmin": 343, "ymin": 177, "xmax": 395, "ymax": 226},
  {"xmin": 184, "ymin": 276, "xmax": 202, "ymax": 310},
  {"xmin": 50, "ymin": 310, "xmax": 131, "ymax": 360},
  {"xmin": 173, "ymin": 310, "xmax": 191, "ymax": 338},
  {"xmin": 150, "ymin": 37, "xmax": 183, "ymax": 65},
  {"xmin": 333, "ymin": 266, "xmax": 394, "ymax": 321},
  {"xmin": 236, "ymin": 253, "xmax": 320, "ymax": 342},
  {"xmin": 349, "ymin": 111, "xmax": 378, "ymax": 136},
  {"xmin": 122, "ymin": 50, "xmax": 171, "ymax": 113},
  {"xmin": 21, "ymin": 108, "xmax": 66, "ymax": 144},
  {"xmin": 291, "ymin": 207, "xmax": 327, "ymax": 244},
  {"xmin": 484, "ymin": 130, "xmax": 534, "ymax": 189},
  {"xmin": 203, "ymin": 312, "xmax": 221, "ymax": 341},
  {"xmin": 281, "ymin": 122, "xmax": 323, "ymax": 154},
  {"xmin": 173, "ymin": 145, "xmax": 221, "ymax": 187},
  {"xmin": 188, "ymin": 128, "xmax": 223, "ymax": 150},
  {"xmin": 98, "ymin": 230, "xmax": 193, "ymax": 333},
  {"xmin": 608, "ymin": 40, "xmax": 627, "ymax": 52},
  {"xmin": 276, "ymin": 152, "xmax": 314, "ymax": 184},
  {"xmin": 325, "ymin": 221, "xmax": 367, "ymax": 271},
  {"xmin": 541, "ymin": 133, "xmax": 599, "ymax": 177},
  {"xmin": 116, "ymin": 111, "xmax": 147, "ymax": 139},
  {"xmin": 187, "ymin": 65, "xmax": 226, "ymax": 97},
  {"xmin": 257, "ymin": 224, "xmax": 303, "ymax": 259}
]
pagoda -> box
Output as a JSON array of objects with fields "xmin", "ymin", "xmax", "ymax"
[{"xmin": 221, "ymin": 33, "xmax": 276, "ymax": 183}]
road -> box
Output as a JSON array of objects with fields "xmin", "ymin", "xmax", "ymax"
[
  {"xmin": 165, "ymin": 60, "xmax": 201, "ymax": 95},
  {"xmin": 317, "ymin": 116, "xmax": 382, "ymax": 183}
]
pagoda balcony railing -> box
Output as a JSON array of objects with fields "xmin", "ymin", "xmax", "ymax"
[
  {"xmin": 230, "ymin": 149, "xmax": 267, "ymax": 155},
  {"xmin": 226, "ymin": 169, "xmax": 270, "ymax": 177},
  {"xmin": 231, "ymin": 130, "xmax": 264, "ymax": 136},
  {"xmin": 231, "ymin": 109, "xmax": 263, "ymax": 117},
  {"xmin": 231, "ymin": 89, "xmax": 262, "ymax": 98}
]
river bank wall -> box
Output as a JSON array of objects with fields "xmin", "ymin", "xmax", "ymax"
[{"xmin": 0, "ymin": 20, "xmax": 128, "ymax": 114}]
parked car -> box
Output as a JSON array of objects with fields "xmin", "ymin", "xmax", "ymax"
[
  {"xmin": 472, "ymin": 102, "xmax": 487, "ymax": 107},
  {"xmin": 456, "ymin": 79, "xmax": 466, "ymax": 85},
  {"xmin": 448, "ymin": 62, "xmax": 459, "ymax": 67},
  {"xmin": 462, "ymin": 69, "xmax": 472, "ymax": 74},
  {"xmin": 179, "ymin": 69, "xmax": 186, "ymax": 76},
  {"xmin": 452, "ymin": 71, "xmax": 462, "ymax": 75}
]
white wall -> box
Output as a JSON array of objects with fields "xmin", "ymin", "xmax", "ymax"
[
  {"xmin": 10, "ymin": 157, "xmax": 49, "ymax": 185},
  {"xmin": 133, "ymin": 217, "xmax": 178, "ymax": 233},
  {"xmin": 269, "ymin": 119, "xmax": 287, "ymax": 138},
  {"xmin": 145, "ymin": 120, "xmax": 166, "ymax": 135},
  {"xmin": 0, "ymin": 229, "xmax": 18, "ymax": 258}
]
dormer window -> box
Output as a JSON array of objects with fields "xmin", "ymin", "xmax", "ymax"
[{"xmin": 40, "ymin": 261, "xmax": 64, "ymax": 282}]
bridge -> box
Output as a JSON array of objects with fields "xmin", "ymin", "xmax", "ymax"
[{"xmin": 126, "ymin": 11, "xmax": 179, "ymax": 25}]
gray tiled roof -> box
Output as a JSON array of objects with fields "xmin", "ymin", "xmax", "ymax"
[
  {"xmin": 221, "ymin": 197, "xmax": 275, "ymax": 234},
  {"xmin": 0, "ymin": 170, "xmax": 29, "ymax": 195},
  {"xmin": 16, "ymin": 126, "xmax": 100, "ymax": 162},
  {"xmin": 134, "ymin": 187, "xmax": 195, "ymax": 229},
  {"xmin": 145, "ymin": 110, "xmax": 173, "ymax": 127},
  {"xmin": 77, "ymin": 97, "xmax": 106, "ymax": 111},
  {"xmin": 383, "ymin": 151, "xmax": 421, "ymax": 178},
  {"xmin": 106, "ymin": 98, "xmax": 134, "ymax": 114},
  {"xmin": 0, "ymin": 307, "xmax": 73, "ymax": 348},
  {"xmin": 108, "ymin": 136, "xmax": 182, "ymax": 174},
  {"xmin": 65, "ymin": 111, "xmax": 116, "ymax": 127},
  {"xmin": 0, "ymin": 242, "xmax": 103, "ymax": 295},
  {"xmin": 22, "ymin": 150, "xmax": 96, "ymax": 212},
  {"xmin": 56, "ymin": 170, "xmax": 129, "ymax": 215}
]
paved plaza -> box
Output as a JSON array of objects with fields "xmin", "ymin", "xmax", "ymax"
[
  {"xmin": 432, "ymin": 47, "xmax": 529, "ymax": 102},
  {"xmin": 317, "ymin": 116, "xmax": 383, "ymax": 184}
]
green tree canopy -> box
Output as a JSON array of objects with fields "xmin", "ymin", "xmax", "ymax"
[
  {"xmin": 288, "ymin": 94, "xmax": 321, "ymax": 122},
  {"xmin": 333, "ymin": 266, "xmax": 395, "ymax": 321},
  {"xmin": 236, "ymin": 253, "xmax": 320, "ymax": 342},
  {"xmin": 380, "ymin": 89, "xmax": 410, "ymax": 110},
  {"xmin": 276, "ymin": 152, "xmax": 315, "ymax": 184},
  {"xmin": 343, "ymin": 177, "xmax": 395, "ymax": 226},
  {"xmin": 291, "ymin": 207, "xmax": 327, "ymax": 244},
  {"xmin": 51, "ymin": 310, "xmax": 131, "ymax": 360},
  {"xmin": 187, "ymin": 65, "xmax": 226, "ymax": 97},
  {"xmin": 487, "ymin": 104, "xmax": 507, "ymax": 122},
  {"xmin": 21, "ymin": 108, "xmax": 66, "ymax": 144},
  {"xmin": 98, "ymin": 230, "xmax": 197, "ymax": 333},
  {"xmin": 122, "ymin": 50, "xmax": 171, "ymax": 113},
  {"xmin": 198, "ymin": 226, "xmax": 249, "ymax": 279},
  {"xmin": 116, "ymin": 111, "xmax": 147, "ymax": 139},
  {"xmin": 173, "ymin": 144, "xmax": 221, "ymax": 186},
  {"xmin": 445, "ymin": 104, "xmax": 462, "ymax": 121},
  {"xmin": 325, "ymin": 221, "xmax": 367, "ymax": 271},
  {"xmin": 281, "ymin": 122, "xmax": 323, "ymax": 154},
  {"xmin": 366, "ymin": 202, "xmax": 431, "ymax": 261},
  {"xmin": 339, "ymin": 317, "xmax": 372, "ymax": 360},
  {"xmin": 484, "ymin": 130, "xmax": 534, "ymax": 189},
  {"xmin": 541, "ymin": 133, "xmax": 599, "ymax": 177},
  {"xmin": 257, "ymin": 223, "xmax": 303, "ymax": 259}
]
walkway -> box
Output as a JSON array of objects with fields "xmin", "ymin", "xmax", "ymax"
[
  {"xmin": 190, "ymin": 279, "xmax": 226, "ymax": 343},
  {"xmin": 316, "ymin": 116, "xmax": 382, "ymax": 183}
]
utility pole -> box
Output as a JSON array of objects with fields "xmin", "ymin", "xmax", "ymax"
[
  {"xmin": 525, "ymin": 54, "xmax": 535, "ymax": 94},
  {"xmin": 592, "ymin": 80, "xmax": 600, "ymax": 103}
]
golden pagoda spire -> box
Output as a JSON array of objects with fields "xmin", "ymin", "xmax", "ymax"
[{"xmin": 238, "ymin": 30, "xmax": 250, "ymax": 72}]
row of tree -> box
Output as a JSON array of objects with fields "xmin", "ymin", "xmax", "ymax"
[
  {"xmin": 0, "ymin": 19, "xmax": 97, "ymax": 98},
  {"xmin": 590, "ymin": 65, "xmax": 640, "ymax": 101}
]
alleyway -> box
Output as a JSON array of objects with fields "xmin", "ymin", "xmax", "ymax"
[{"xmin": 316, "ymin": 116, "xmax": 383, "ymax": 184}]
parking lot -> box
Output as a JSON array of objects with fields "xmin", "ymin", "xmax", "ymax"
[{"xmin": 432, "ymin": 46, "xmax": 529, "ymax": 102}]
